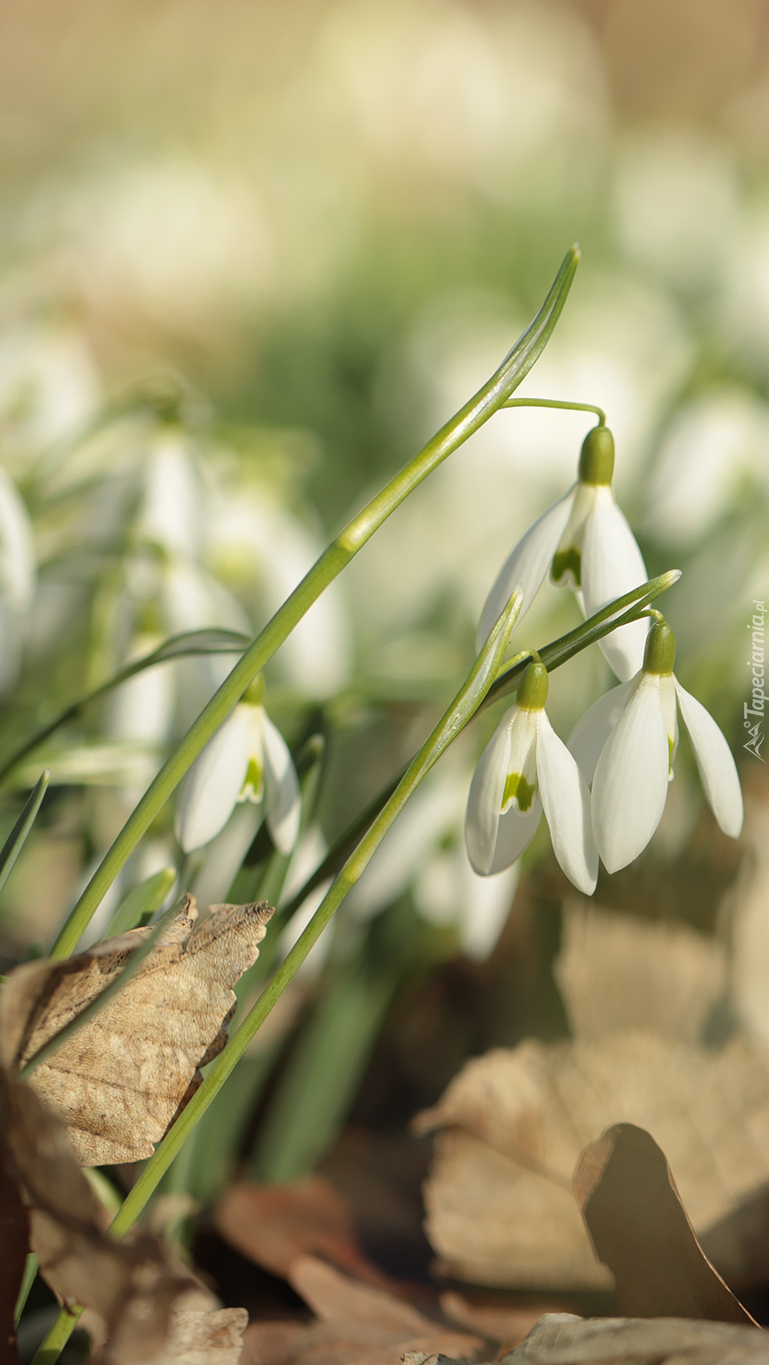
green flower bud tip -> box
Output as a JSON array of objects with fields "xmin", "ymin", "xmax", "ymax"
[
  {"xmin": 517, "ymin": 660, "xmax": 548, "ymax": 710},
  {"xmin": 243, "ymin": 675, "xmax": 265, "ymax": 707},
  {"xmin": 643, "ymin": 619, "xmax": 676, "ymax": 675},
  {"xmin": 503, "ymin": 770, "xmax": 536, "ymax": 812},
  {"xmin": 578, "ymin": 424, "xmax": 615, "ymax": 486}
]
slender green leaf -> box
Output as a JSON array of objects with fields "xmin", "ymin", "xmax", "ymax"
[
  {"xmin": 105, "ymin": 867, "xmax": 177, "ymax": 938},
  {"xmin": 0, "ymin": 770, "xmax": 50, "ymax": 899}
]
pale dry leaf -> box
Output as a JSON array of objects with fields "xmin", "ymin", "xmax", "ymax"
[
  {"xmin": 555, "ymin": 903, "xmax": 726, "ymax": 1044},
  {"xmin": 0, "ymin": 897, "xmax": 273, "ymax": 1164},
  {"xmin": 439, "ymin": 1293, "xmax": 553, "ymax": 1348},
  {"xmin": 288, "ymin": 1255, "xmax": 430, "ymax": 1333},
  {"xmin": 504, "ymin": 1312, "xmax": 769, "ymax": 1363},
  {"xmin": 131, "ymin": 1306, "xmax": 248, "ymax": 1365},
  {"xmin": 727, "ymin": 795, "xmax": 769, "ymax": 1048},
  {"xmin": 1, "ymin": 1071, "xmax": 194, "ymax": 1362},
  {"xmin": 415, "ymin": 1033, "xmax": 769, "ymax": 1290},
  {"xmin": 214, "ymin": 1176, "xmax": 393, "ymax": 1289}
]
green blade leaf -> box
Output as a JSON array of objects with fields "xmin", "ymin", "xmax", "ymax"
[
  {"xmin": 0, "ymin": 770, "xmax": 50, "ymax": 899},
  {"xmin": 105, "ymin": 867, "xmax": 177, "ymax": 938}
]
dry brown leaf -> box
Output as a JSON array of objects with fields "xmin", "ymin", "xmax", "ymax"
[
  {"xmin": 0, "ymin": 897, "xmax": 272, "ymax": 1164},
  {"xmin": 136, "ymin": 1306, "xmax": 248, "ymax": 1365},
  {"xmin": 288, "ymin": 1256, "xmax": 430, "ymax": 1333},
  {"xmin": 214, "ymin": 1176, "xmax": 393, "ymax": 1289},
  {"xmin": 574, "ymin": 1124, "xmax": 755, "ymax": 1324},
  {"xmin": 555, "ymin": 903, "xmax": 726, "ymax": 1044},
  {"xmin": 240, "ymin": 1257, "xmax": 483, "ymax": 1365},
  {"xmin": 502, "ymin": 1312, "xmax": 769, "ymax": 1363},
  {"xmin": 415, "ymin": 1033, "xmax": 769, "ymax": 1289},
  {"xmin": 0, "ymin": 1070, "xmax": 195, "ymax": 1363},
  {"xmin": 727, "ymin": 795, "xmax": 769, "ymax": 1047},
  {"xmin": 439, "ymin": 1293, "xmax": 554, "ymax": 1349}
]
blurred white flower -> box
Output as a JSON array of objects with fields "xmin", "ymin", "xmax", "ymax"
[
  {"xmin": 0, "ymin": 318, "xmax": 100, "ymax": 468},
  {"xmin": 643, "ymin": 391, "xmax": 769, "ymax": 548},
  {"xmin": 175, "ymin": 684, "xmax": 300, "ymax": 855},
  {"xmin": 466, "ymin": 660, "xmax": 597, "ymax": 893},
  {"xmin": 570, "ymin": 619, "xmax": 744, "ymax": 873},
  {"xmin": 477, "ymin": 426, "xmax": 648, "ymax": 682},
  {"xmin": 137, "ymin": 427, "xmax": 205, "ymax": 560},
  {"xmin": 0, "ymin": 465, "xmax": 35, "ymax": 691},
  {"xmin": 207, "ymin": 481, "xmax": 351, "ymax": 699},
  {"xmin": 345, "ymin": 761, "xmax": 518, "ymax": 960}
]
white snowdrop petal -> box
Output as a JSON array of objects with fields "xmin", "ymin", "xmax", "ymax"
[
  {"xmin": 261, "ymin": 713, "xmax": 301, "ymax": 854},
  {"xmin": 465, "ymin": 709, "xmax": 515, "ymax": 874},
  {"xmin": 457, "ymin": 861, "xmax": 519, "ymax": 961},
  {"xmin": 0, "ymin": 466, "xmax": 34, "ymax": 612},
  {"xmin": 487, "ymin": 796, "xmax": 542, "ymax": 874},
  {"xmin": 175, "ymin": 705, "xmax": 251, "ymax": 852},
  {"xmin": 568, "ymin": 678, "xmax": 636, "ymax": 786},
  {"xmin": 476, "ymin": 487, "xmax": 576, "ymax": 651},
  {"xmin": 591, "ymin": 675, "xmax": 670, "ymax": 873},
  {"xmin": 675, "ymin": 681, "xmax": 744, "ymax": 838},
  {"xmin": 536, "ymin": 714, "xmax": 598, "ymax": 894},
  {"xmin": 582, "ymin": 488, "xmax": 649, "ymax": 682}
]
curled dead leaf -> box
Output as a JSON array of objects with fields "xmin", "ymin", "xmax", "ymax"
[
  {"xmin": 0, "ymin": 897, "xmax": 272, "ymax": 1164},
  {"xmin": 0, "ymin": 1070, "xmax": 196, "ymax": 1363},
  {"xmin": 574, "ymin": 1124, "xmax": 755, "ymax": 1324},
  {"xmin": 415, "ymin": 1033, "xmax": 769, "ymax": 1289}
]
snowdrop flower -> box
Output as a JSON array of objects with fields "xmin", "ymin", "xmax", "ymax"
[
  {"xmin": 0, "ymin": 464, "xmax": 35, "ymax": 691},
  {"xmin": 175, "ymin": 678, "xmax": 300, "ymax": 854},
  {"xmin": 570, "ymin": 617, "xmax": 744, "ymax": 873},
  {"xmin": 465, "ymin": 660, "xmax": 598, "ymax": 893},
  {"xmin": 477, "ymin": 425, "xmax": 648, "ymax": 681}
]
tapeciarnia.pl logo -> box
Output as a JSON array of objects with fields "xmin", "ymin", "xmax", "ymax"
[{"xmin": 745, "ymin": 599, "xmax": 766, "ymax": 761}]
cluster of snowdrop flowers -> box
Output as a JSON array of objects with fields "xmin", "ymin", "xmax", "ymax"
[
  {"xmin": 175, "ymin": 676, "xmax": 300, "ymax": 856},
  {"xmin": 467, "ymin": 424, "xmax": 744, "ymax": 890}
]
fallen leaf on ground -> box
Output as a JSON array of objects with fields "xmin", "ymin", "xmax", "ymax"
[
  {"xmin": 240, "ymin": 1256, "xmax": 483, "ymax": 1365},
  {"xmin": 0, "ymin": 897, "xmax": 273, "ymax": 1164},
  {"xmin": 574, "ymin": 1123, "xmax": 756, "ymax": 1324},
  {"xmin": 502, "ymin": 1312, "xmax": 769, "ymax": 1362},
  {"xmin": 439, "ymin": 1292, "xmax": 554, "ymax": 1348},
  {"xmin": 415, "ymin": 1033, "xmax": 769, "ymax": 1289},
  {"xmin": 0, "ymin": 1070, "xmax": 195, "ymax": 1364},
  {"xmin": 288, "ymin": 1255, "xmax": 430, "ymax": 1332},
  {"xmin": 555, "ymin": 903, "xmax": 726, "ymax": 1044},
  {"xmin": 214, "ymin": 1176, "xmax": 393, "ymax": 1289},
  {"xmin": 138, "ymin": 1306, "xmax": 249, "ymax": 1365}
]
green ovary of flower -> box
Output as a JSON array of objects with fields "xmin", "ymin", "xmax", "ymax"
[{"xmin": 503, "ymin": 770, "xmax": 536, "ymax": 812}]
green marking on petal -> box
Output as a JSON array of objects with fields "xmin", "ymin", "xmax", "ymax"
[
  {"xmin": 503, "ymin": 770, "xmax": 536, "ymax": 812},
  {"xmin": 668, "ymin": 733, "xmax": 675, "ymax": 777},
  {"xmin": 240, "ymin": 756, "xmax": 263, "ymax": 802},
  {"xmin": 552, "ymin": 546, "xmax": 581, "ymax": 587}
]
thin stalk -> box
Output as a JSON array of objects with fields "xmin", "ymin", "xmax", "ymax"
[
  {"xmin": 47, "ymin": 246, "xmax": 579, "ymax": 961},
  {"xmin": 503, "ymin": 397, "xmax": 606, "ymax": 425}
]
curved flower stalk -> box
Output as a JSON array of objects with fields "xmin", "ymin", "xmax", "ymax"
[
  {"xmin": 465, "ymin": 659, "xmax": 597, "ymax": 893},
  {"xmin": 477, "ymin": 424, "xmax": 647, "ymax": 681},
  {"xmin": 570, "ymin": 617, "xmax": 744, "ymax": 873},
  {"xmin": 175, "ymin": 678, "xmax": 300, "ymax": 854}
]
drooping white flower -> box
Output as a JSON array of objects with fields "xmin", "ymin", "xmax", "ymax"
[
  {"xmin": 175, "ymin": 679, "xmax": 300, "ymax": 854},
  {"xmin": 0, "ymin": 463, "xmax": 35, "ymax": 692},
  {"xmin": 570, "ymin": 618, "xmax": 744, "ymax": 873},
  {"xmin": 477, "ymin": 425, "xmax": 648, "ymax": 681},
  {"xmin": 465, "ymin": 661, "xmax": 598, "ymax": 894}
]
